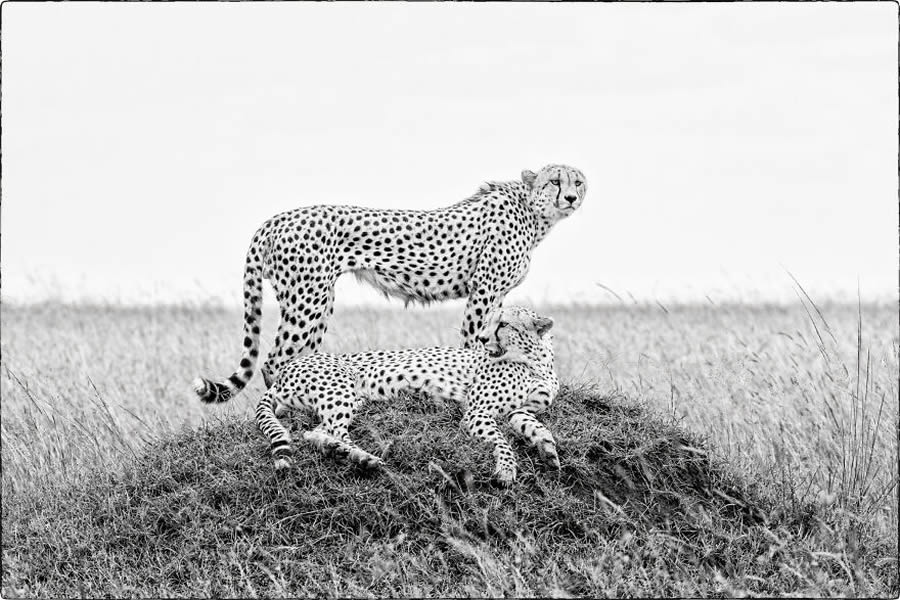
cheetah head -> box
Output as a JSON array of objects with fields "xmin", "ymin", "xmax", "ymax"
[
  {"xmin": 477, "ymin": 305, "xmax": 554, "ymax": 361},
  {"xmin": 521, "ymin": 164, "xmax": 587, "ymax": 222}
]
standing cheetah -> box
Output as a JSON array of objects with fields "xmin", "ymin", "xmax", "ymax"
[
  {"xmin": 197, "ymin": 306, "xmax": 559, "ymax": 483},
  {"xmin": 193, "ymin": 165, "xmax": 586, "ymax": 403}
]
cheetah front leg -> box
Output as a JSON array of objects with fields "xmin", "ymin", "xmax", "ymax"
[
  {"xmin": 507, "ymin": 409, "xmax": 560, "ymax": 469},
  {"xmin": 461, "ymin": 238, "xmax": 531, "ymax": 348},
  {"xmin": 461, "ymin": 408, "xmax": 518, "ymax": 485},
  {"xmin": 461, "ymin": 289, "xmax": 500, "ymax": 349},
  {"xmin": 460, "ymin": 253, "xmax": 521, "ymax": 349}
]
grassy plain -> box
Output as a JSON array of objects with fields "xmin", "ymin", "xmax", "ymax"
[{"xmin": 1, "ymin": 299, "xmax": 898, "ymax": 596}]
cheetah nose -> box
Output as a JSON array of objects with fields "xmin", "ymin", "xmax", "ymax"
[{"xmin": 564, "ymin": 195, "xmax": 577, "ymax": 204}]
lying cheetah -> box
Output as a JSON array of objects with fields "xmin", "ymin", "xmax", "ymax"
[
  {"xmin": 197, "ymin": 306, "xmax": 559, "ymax": 483},
  {"xmin": 193, "ymin": 165, "xmax": 586, "ymax": 403}
]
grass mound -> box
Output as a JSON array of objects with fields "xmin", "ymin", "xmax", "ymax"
[{"xmin": 3, "ymin": 387, "xmax": 894, "ymax": 597}]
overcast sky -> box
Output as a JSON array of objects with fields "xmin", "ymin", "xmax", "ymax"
[{"xmin": 2, "ymin": 2, "xmax": 897, "ymax": 306}]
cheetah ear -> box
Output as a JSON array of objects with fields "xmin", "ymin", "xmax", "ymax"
[
  {"xmin": 532, "ymin": 316, "xmax": 554, "ymax": 336},
  {"xmin": 521, "ymin": 170, "xmax": 537, "ymax": 190}
]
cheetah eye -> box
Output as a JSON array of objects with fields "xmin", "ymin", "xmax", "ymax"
[
  {"xmin": 575, "ymin": 181, "xmax": 582, "ymax": 187},
  {"xmin": 549, "ymin": 179, "xmax": 560, "ymax": 186}
]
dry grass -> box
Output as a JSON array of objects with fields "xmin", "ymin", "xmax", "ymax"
[{"xmin": 1, "ymin": 298, "xmax": 898, "ymax": 596}]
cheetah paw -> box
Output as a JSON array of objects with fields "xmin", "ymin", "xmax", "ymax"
[
  {"xmin": 348, "ymin": 448, "xmax": 384, "ymax": 469},
  {"xmin": 539, "ymin": 444, "xmax": 561, "ymax": 469},
  {"xmin": 360, "ymin": 456, "xmax": 384, "ymax": 470},
  {"xmin": 302, "ymin": 429, "xmax": 330, "ymax": 449},
  {"xmin": 493, "ymin": 466, "xmax": 517, "ymax": 486}
]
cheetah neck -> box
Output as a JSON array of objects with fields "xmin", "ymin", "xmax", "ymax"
[
  {"xmin": 514, "ymin": 194, "xmax": 559, "ymax": 246},
  {"xmin": 468, "ymin": 180, "xmax": 556, "ymax": 249},
  {"xmin": 531, "ymin": 214, "xmax": 558, "ymax": 245}
]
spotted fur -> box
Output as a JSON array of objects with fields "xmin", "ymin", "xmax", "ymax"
[{"xmin": 192, "ymin": 165, "xmax": 585, "ymax": 402}]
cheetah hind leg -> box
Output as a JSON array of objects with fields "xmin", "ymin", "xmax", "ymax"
[
  {"xmin": 303, "ymin": 427, "xmax": 384, "ymax": 470},
  {"xmin": 254, "ymin": 390, "xmax": 294, "ymax": 471},
  {"xmin": 273, "ymin": 427, "xmax": 294, "ymax": 471},
  {"xmin": 263, "ymin": 276, "xmax": 338, "ymax": 389}
]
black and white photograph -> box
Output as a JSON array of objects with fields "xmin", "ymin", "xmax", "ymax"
[{"xmin": 1, "ymin": 1, "xmax": 897, "ymax": 597}]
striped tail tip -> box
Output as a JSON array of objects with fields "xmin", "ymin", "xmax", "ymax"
[
  {"xmin": 193, "ymin": 377, "xmax": 233, "ymax": 403},
  {"xmin": 192, "ymin": 377, "xmax": 209, "ymax": 399}
]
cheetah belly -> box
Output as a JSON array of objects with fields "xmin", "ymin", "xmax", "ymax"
[
  {"xmin": 352, "ymin": 268, "xmax": 470, "ymax": 305},
  {"xmin": 352, "ymin": 269, "xmax": 425, "ymax": 304}
]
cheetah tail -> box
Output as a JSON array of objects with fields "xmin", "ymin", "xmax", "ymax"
[{"xmin": 193, "ymin": 233, "xmax": 267, "ymax": 404}]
